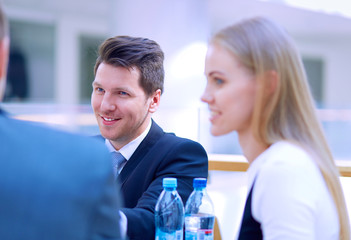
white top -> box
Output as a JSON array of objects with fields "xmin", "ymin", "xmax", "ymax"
[{"xmin": 247, "ymin": 141, "xmax": 339, "ymax": 240}]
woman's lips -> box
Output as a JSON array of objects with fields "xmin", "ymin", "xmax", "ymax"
[{"xmin": 209, "ymin": 109, "xmax": 220, "ymax": 122}]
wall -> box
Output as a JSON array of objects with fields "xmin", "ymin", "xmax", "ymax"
[
  {"xmin": 4, "ymin": 0, "xmax": 351, "ymax": 107},
  {"xmin": 3, "ymin": 0, "xmax": 113, "ymax": 104},
  {"xmin": 3, "ymin": 0, "xmax": 351, "ymax": 157}
]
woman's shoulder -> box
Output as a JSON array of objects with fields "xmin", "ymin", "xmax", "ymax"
[
  {"xmin": 265, "ymin": 141, "xmax": 315, "ymax": 167},
  {"xmin": 256, "ymin": 140, "xmax": 322, "ymax": 182}
]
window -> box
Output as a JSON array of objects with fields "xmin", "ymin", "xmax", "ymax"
[
  {"xmin": 302, "ymin": 57, "xmax": 324, "ymax": 106},
  {"xmin": 79, "ymin": 35, "xmax": 105, "ymax": 103},
  {"xmin": 6, "ymin": 20, "xmax": 55, "ymax": 102}
]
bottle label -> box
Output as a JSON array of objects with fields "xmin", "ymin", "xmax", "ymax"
[
  {"xmin": 155, "ymin": 229, "xmax": 183, "ymax": 240},
  {"xmin": 185, "ymin": 229, "xmax": 213, "ymax": 240}
]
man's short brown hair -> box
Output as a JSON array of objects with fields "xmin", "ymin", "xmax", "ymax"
[{"xmin": 94, "ymin": 36, "xmax": 164, "ymax": 97}]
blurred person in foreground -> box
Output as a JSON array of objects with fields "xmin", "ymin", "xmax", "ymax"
[
  {"xmin": 91, "ymin": 35, "xmax": 208, "ymax": 240},
  {"xmin": 0, "ymin": 5, "xmax": 123, "ymax": 240},
  {"xmin": 201, "ymin": 17, "xmax": 350, "ymax": 239}
]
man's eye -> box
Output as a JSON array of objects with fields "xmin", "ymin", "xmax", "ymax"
[
  {"xmin": 118, "ymin": 91, "xmax": 129, "ymax": 96},
  {"xmin": 96, "ymin": 87, "xmax": 104, "ymax": 93}
]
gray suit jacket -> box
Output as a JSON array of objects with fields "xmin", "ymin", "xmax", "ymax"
[{"xmin": 0, "ymin": 109, "xmax": 123, "ymax": 240}]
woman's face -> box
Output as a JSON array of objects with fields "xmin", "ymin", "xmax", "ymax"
[{"xmin": 201, "ymin": 43, "xmax": 257, "ymax": 136}]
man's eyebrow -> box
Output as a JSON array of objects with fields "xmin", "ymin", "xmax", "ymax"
[{"xmin": 92, "ymin": 81, "xmax": 101, "ymax": 87}]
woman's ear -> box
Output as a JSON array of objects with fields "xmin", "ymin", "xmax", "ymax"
[
  {"xmin": 148, "ymin": 89, "xmax": 161, "ymax": 113},
  {"xmin": 265, "ymin": 70, "xmax": 278, "ymax": 95}
]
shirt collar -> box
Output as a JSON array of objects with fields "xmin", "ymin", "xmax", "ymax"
[{"xmin": 105, "ymin": 120, "xmax": 152, "ymax": 161}]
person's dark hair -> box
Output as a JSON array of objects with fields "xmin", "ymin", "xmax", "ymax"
[
  {"xmin": 94, "ymin": 35, "xmax": 164, "ymax": 96},
  {"xmin": 0, "ymin": 5, "xmax": 8, "ymax": 39}
]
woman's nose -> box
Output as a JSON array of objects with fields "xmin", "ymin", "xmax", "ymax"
[{"xmin": 201, "ymin": 88, "xmax": 213, "ymax": 103}]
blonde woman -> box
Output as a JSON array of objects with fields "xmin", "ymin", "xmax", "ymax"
[{"xmin": 201, "ymin": 17, "xmax": 350, "ymax": 239}]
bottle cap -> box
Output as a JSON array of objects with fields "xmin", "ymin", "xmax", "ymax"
[
  {"xmin": 193, "ymin": 178, "xmax": 207, "ymax": 188},
  {"xmin": 163, "ymin": 177, "xmax": 177, "ymax": 188}
]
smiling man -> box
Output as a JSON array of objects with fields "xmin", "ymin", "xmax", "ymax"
[{"xmin": 91, "ymin": 36, "xmax": 208, "ymax": 240}]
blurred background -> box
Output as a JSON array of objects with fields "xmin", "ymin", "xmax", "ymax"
[
  {"xmin": 2, "ymin": 1, "xmax": 351, "ymax": 239},
  {"xmin": 3, "ymin": 0, "xmax": 351, "ymax": 160}
]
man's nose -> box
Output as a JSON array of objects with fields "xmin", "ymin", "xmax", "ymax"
[{"xmin": 100, "ymin": 94, "xmax": 117, "ymax": 112}]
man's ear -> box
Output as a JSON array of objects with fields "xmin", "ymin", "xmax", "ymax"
[
  {"xmin": 0, "ymin": 37, "xmax": 9, "ymax": 79},
  {"xmin": 148, "ymin": 89, "xmax": 161, "ymax": 113},
  {"xmin": 0, "ymin": 37, "xmax": 9, "ymax": 101}
]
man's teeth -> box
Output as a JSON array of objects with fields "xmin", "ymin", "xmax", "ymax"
[{"xmin": 103, "ymin": 117, "xmax": 116, "ymax": 121}]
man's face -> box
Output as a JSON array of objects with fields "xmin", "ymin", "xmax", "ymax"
[{"xmin": 91, "ymin": 63, "xmax": 158, "ymax": 150}]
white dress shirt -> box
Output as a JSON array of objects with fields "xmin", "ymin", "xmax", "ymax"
[{"xmin": 105, "ymin": 120, "xmax": 151, "ymax": 173}]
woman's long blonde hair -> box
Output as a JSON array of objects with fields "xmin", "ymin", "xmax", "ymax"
[{"xmin": 212, "ymin": 17, "xmax": 350, "ymax": 239}]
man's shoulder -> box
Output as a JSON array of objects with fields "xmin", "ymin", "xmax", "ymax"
[
  {"xmin": 152, "ymin": 132, "xmax": 206, "ymax": 159},
  {"xmin": 92, "ymin": 134, "xmax": 105, "ymax": 142},
  {"xmin": 3, "ymin": 116, "xmax": 108, "ymax": 156},
  {"xmin": 150, "ymin": 120, "xmax": 204, "ymax": 149},
  {"xmin": 162, "ymin": 131, "xmax": 197, "ymax": 144},
  {"xmin": 1, "ymin": 116, "xmax": 112, "ymax": 184}
]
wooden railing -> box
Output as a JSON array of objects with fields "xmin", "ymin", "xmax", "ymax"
[{"xmin": 208, "ymin": 154, "xmax": 351, "ymax": 177}]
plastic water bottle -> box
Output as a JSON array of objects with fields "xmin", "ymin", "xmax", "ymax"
[
  {"xmin": 155, "ymin": 177, "xmax": 184, "ymax": 240},
  {"xmin": 184, "ymin": 178, "xmax": 215, "ymax": 240}
]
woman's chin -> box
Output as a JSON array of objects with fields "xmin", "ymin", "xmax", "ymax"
[{"xmin": 210, "ymin": 127, "xmax": 229, "ymax": 137}]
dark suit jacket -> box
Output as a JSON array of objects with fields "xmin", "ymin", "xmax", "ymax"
[
  {"xmin": 0, "ymin": 109, "xmax": 123, "ymax": 240},
  {"xmin": 101, "ymin": 120, "xmax": 208, "ymax": 240}
]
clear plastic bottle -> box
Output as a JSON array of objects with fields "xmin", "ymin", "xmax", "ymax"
[
  {"xmin": 184, "ymin": 178, "xmax": 215, "ymax": 240},
  {"xmin": 155, "ymin": 177, "xmax": 185, "ymax": 240}
]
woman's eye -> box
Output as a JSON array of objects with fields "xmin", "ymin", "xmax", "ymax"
[{"xmin": 215, "ymin": 78, "xmax": 224, "ymax": 85}]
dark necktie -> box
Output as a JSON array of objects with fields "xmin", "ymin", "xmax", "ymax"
[{"xmin": 111, "ymin": 152, "xmax": 126, "ymax": 178}]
